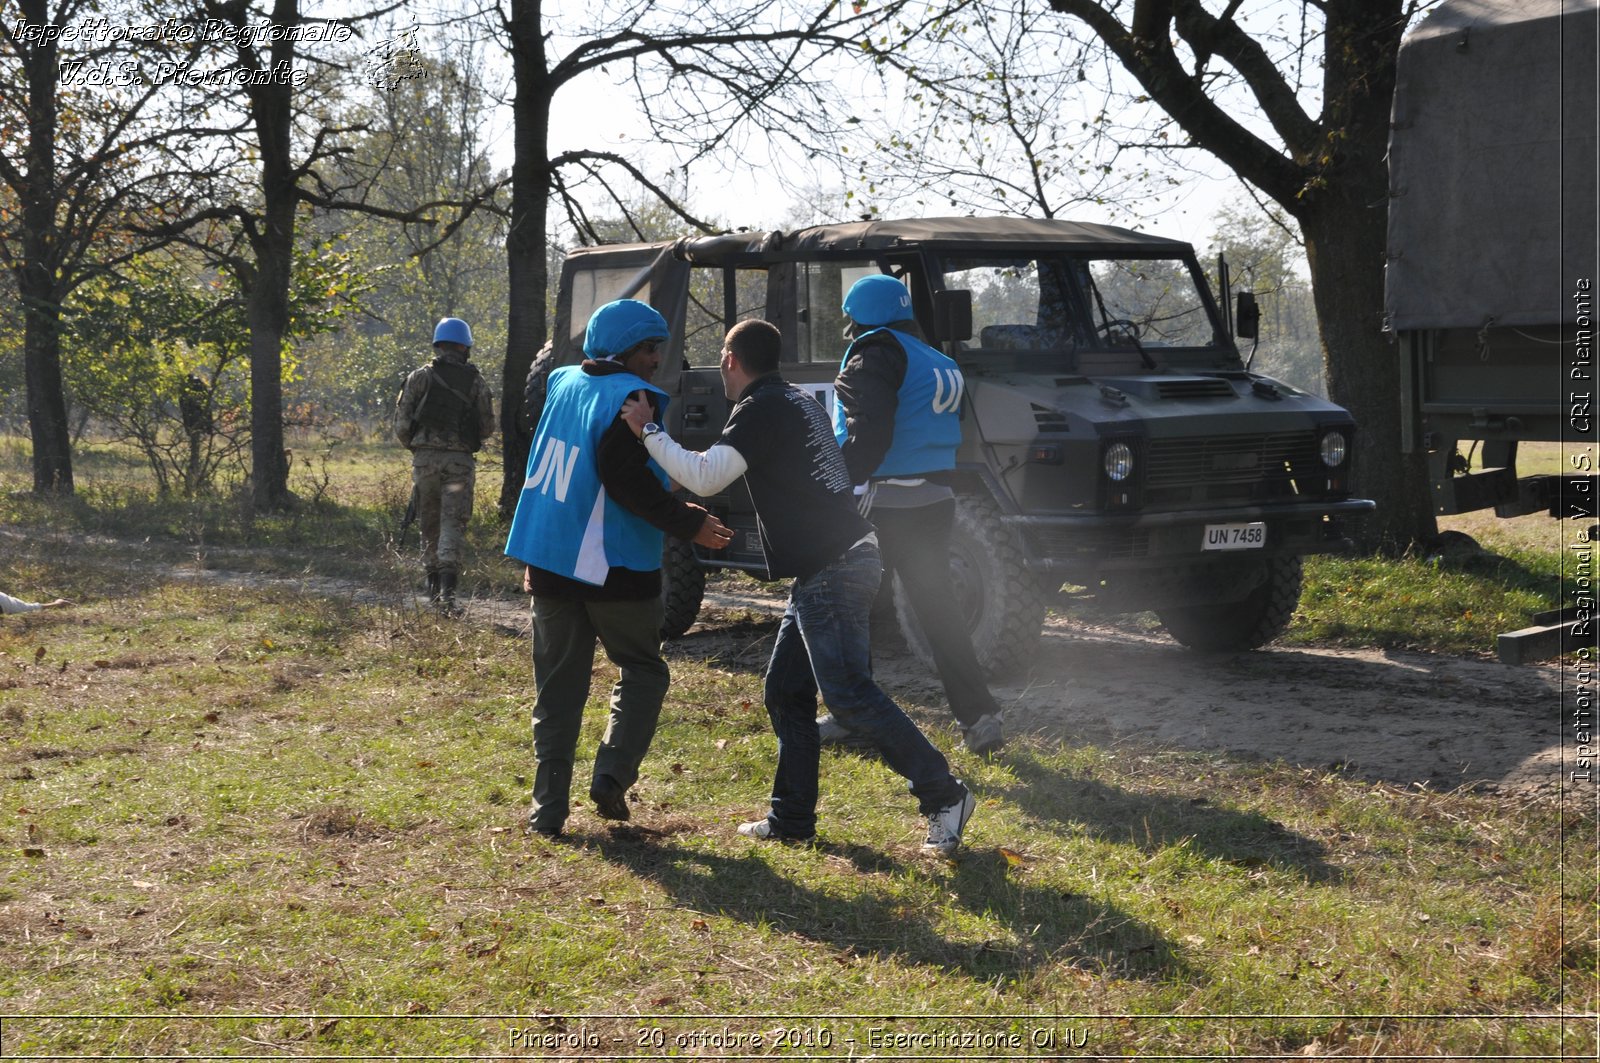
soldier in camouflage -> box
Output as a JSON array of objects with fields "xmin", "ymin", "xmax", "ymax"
[{"xmin": 394, "ymin": 317, "xmax": 496, "ymax": 609}]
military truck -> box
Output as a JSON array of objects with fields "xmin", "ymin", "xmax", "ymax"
[
  {"xmin": 546, "ymin": 217, "xmax": 1374, "ymax": 673},
  {"xmin": 1385, "ymin": 0, "xmax": 1598, "ymax": 660}
]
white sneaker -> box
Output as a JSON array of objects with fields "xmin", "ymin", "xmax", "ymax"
[
  {"xmin": 923, "ymin": 786, "xmax": 976, "ymax": 856},
  {"xmin": 962, "ymin": 713, "xmax": 1005, "ymax": 755},
  {"xmin": 817, "ymin": 713, "xmax": 875, "ymax": 749},
  {"xmin": 738, "ymin": 819, "xmax": 813, "ymax": 843}
]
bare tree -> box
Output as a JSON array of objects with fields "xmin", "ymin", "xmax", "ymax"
[
  {"xmin": 829, "ymin": 5, "xmax": 1157, "ymax": 220},
  {"xmin": 1029, "ymin": 0, "xmax": 1438, "ymax": 551},
  {"xmin": 0, "ymin": 0, "xmax": 222, "ymax": 494},
  {"xmin": 488, "ymin": 0, "xmax": 970, "ymax": 514},
  {"xmin": 184, "ymin": 0, "xmax": 477, "ymax": 511}
]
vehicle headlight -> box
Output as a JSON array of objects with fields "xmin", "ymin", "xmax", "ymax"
[
  {"xmin": 1320, "ymin": 430, "xmax": 1349, "ymax": 467},
  {"xmin": 1104, "ymin": 441, "xmax": 1134, "ymax": 482}
]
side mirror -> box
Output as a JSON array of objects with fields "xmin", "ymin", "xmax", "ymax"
[
  {"xmin": 1235, "ymin": 291, "xmax": 1261, "ymax": 340},
  {"xmin": 931, "ymin": 289, "xmax": 973, "ymax": 342}
]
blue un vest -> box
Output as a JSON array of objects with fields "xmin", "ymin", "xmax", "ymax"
[
  {"xmin": 834, "ymin": 327, "xmax": 963, "ymax": 477},
  {"xmin": 504, "ymin": 365, "xmax": 670, "ymax": 585}
]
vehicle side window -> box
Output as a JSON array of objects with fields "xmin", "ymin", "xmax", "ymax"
[
  {"xmin": 795, "ymin": 261, "xmax": 876, "ymax": 363},
  {"xmin": 683, "ymin": 266, "xmax": 770, "ymax": 366},
  {"xmin": 940, "ymin": 257, "xmax": 1077, "ymax": 351},
  {"xmin": 568, "ymin": 268, "xmax": 649, "ymax": 348}
]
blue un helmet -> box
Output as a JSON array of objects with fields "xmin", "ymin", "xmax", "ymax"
[
  {"xmin": 585, "ymin": 299, "xmax": 669, "ymax": 360},
  {"xmin": 432, "ymin": 317, "xmax": 473, "ymax": 348},
  {"xmin": 841, "ymin": 274, "xmax": 914, "ymax": 328}
]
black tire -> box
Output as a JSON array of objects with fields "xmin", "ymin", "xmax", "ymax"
[
  {"xmin": 659, "ymin": 536, "xmax": 706, "ymax": 639},
  {"xmin": 892, "ymin": 492, "xmax": 1046, "ymax": 678},
  {"xmin": 1156, "ymin": 555, "xmax": 1303, "ymax": 652},
  {"xmin": 520, "ymin": 342, "xmax": 558, "ymax": 438}
]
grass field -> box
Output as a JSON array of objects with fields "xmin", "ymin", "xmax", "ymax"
[{"xmin": 1, "ymin": 433, "xmax": 1595, "ymax": 1058}]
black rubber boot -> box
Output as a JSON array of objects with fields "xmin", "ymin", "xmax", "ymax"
[
  {"xmin": 425, "ymin": 571, "xmax": 441, "ymax": 602},
  {"xmin": 438, "ymin": 571, "xmax": 459, "ymax": 611}
]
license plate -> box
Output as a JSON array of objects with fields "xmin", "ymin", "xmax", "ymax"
[{"xmin": 1202, "ymin": 522, "xmax": 1266, "ymax": 550}]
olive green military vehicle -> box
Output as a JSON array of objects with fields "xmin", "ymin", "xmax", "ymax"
[{"xmin": 545, "ymin": 217, "xmax": 1374, "ymax": 673}]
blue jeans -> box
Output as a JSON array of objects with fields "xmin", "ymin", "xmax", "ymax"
[{"xmin": 761, "ymin": 541, "xmax": 964, "ymax": 837}]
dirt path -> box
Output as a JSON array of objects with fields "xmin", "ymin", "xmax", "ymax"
[
  {"xmin": 162, "ymin": 564, "xmax": 1576, "ymax": 802},
  {"xmin": 660, "ymin": 588, "xmax": 1578, "ymax": 803}
]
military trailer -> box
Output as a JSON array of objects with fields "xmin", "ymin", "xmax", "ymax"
[
  {"xmin": 1386, "ymin": 0, "xmax": 1598, "ymax": 660},
  {"xmin": 547, "ymin": 217, "xmax": 1374, "ymax": 673}
]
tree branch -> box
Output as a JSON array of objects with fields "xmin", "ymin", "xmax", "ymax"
[
  {"xmin": 1046, "ymin": 0, "xmax": 1308, "ymax": 210},
  {"xmin": 550, "ymin": 150, "xmax": 717, "ymax": 234},
  {"xmin": 1170, "ymin": 0, "xmax": 1320, "ymax": 158}
]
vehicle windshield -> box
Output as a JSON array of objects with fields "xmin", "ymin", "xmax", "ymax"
[{"xmin": 935, "ymin": 253, "xmax": 1223, "ymax": 357}]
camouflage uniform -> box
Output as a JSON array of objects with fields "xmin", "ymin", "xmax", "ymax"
[{"xmin": 394, "ymin": 347, "xmax": 496, "ymax": 597}]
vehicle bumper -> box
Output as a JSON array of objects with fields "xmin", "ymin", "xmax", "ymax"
[{"xmin": 1013, "ymin": 498, "xmax": 1376, "ymax": 573}]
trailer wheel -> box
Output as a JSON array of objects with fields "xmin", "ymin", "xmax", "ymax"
[
  {"xmin": 659, "ymin": 537, "xmax": 705, "ymax": 639},
  {"xmin": 893, "ymin": 492, "xmax": 1045, "ymax": 678},
  {"xmin": 1156, "ymin": 556, "xmax": 1302, "ymax": 652}
]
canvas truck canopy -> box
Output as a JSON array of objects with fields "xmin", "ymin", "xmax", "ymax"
[
  {"xmin": 1385, "ymin": 0, "xmax": 1599, "ymax": 331},
  {"xmin": 670, "ymin": 216, "xmax": 1192, "ymax": 267}
]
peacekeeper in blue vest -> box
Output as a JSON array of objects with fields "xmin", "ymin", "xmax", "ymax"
[
  {"xmin": 505, "ymin": 299, "xmax": 734, "ymax": 838},
  {"xmin": 820, "ymin": 274, "xmax": 1007, "ymax": 756}
]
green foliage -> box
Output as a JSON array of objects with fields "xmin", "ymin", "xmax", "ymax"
[
  {"xmin": 298, "ymin": 53, "xmax": 509, "ymax": 430},
  {"xmin": 62, "ymin": 242, "xmax": 366, "ymax": 495},
  {"xmin": 1205, "ymin": 202, "xmax": 1323, "ymax": 395},
  {"xmin": 1294, "ymin": 547, "xmax": 1561, "ymax": 654},
  {"xmin": 0, "ymin": 433, "xmax": 1588, "ymax": 1053}
]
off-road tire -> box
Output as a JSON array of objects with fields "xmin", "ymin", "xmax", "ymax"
[
  {"xmin": 520, "ymin": 342, "xmax": 558, "ymax": 438},
  {"xmin": 659, "ymin": 536, "xmax": 705, "ymax": 639},
  {"xmin": 1156, "ymin": 555, "xmax": 1302, "ymax": 652},
  {"xmin": 892, "ymin": 492, "xmax": 1046, "ymax": 678}
]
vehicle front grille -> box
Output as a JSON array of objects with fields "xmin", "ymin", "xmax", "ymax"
[
  {"xmin": 1025, "ymin": 524, "xmax": 1149, "ymax": 561},
  {"xmin": 1143, "ymin": 431, "xmax": 1322, "ymax": 506}
]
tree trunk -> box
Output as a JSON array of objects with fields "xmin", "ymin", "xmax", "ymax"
[
  {"xmin": 20, "ymin": 266, "xmax": 73, "ymax": 495},
  {"xmin": 17, "ymin": 0, "xmax": 72, "ymax": 495},
  {"xmin": 500, "ymin": 0, "xmax": 551, "ymax": 517},
  {"xmin": 1295, "ymin": 1, "xmax": 1436, "ymax": 554},
  {"xmin": 1301, "ymin": 205, "xmax": 1437, "ymax": 553},
  {"xmin": 246, "ymin": 220, "xmax": 294, "ymax": 511},
  {"xmin": 245, "ymin": 0, "xmax": 300, "ymax": 512}
]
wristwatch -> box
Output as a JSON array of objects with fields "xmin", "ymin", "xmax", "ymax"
[{"xmin": 641, "ymin": 422, "xmax": 662, "ymax": 440}]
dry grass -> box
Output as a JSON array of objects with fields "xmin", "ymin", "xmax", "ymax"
[{"xmin": 0, "ymin": 434, "xmax": 1594, "ymax": 1058}]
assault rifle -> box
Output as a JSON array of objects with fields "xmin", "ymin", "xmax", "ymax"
[{"xmin": 398, "ymin": 482, "xmax": 419, "ymax": 546}]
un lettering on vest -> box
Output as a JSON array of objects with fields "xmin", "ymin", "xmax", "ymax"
[
  {"xmin": 527, "ymin": 436, "xmax": 582, "ymax": 502},
  {"xmin": 931, "ymin": 368, "xmax": 964, "ymax": 414}
]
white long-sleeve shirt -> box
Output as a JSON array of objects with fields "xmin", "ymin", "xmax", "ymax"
[
  {"xmin": 642, "ymin": 435, "xmax": 749, "ymax": 497},
  {"xmin": 0, "ymin": 591, "xmax": 42, "ymax": 615}
]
